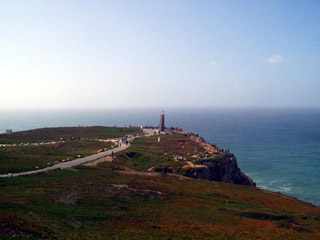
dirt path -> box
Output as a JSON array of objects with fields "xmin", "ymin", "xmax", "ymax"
[
  {"xmin": 118, "ymin": 169, "xmax": 192, "ymax": 181},
  {"xmin": 84, "ymin": 156, "xmax": 113, "ymax": 166}
]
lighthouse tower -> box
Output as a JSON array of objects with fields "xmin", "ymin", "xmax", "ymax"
[{"xmin": 159, "ymin": 111, "xmax": 165, "ymax": 132}]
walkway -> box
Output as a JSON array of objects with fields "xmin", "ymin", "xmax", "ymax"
[
  {"xmin": 0, "ymin": 128, "xmax": 159, "ymax": 178},
  {"xmin": 0, "ymin": 142, "xmax": 131, "ymax": 177}
]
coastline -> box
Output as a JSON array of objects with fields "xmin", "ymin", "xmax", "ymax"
[
  {"xmin": 0, "ymin": 126, "xmax": 319, "ymax": 239},
  {"xmin": 0, "ymin": 120, "xmax": 319, "ymax": 206},
  {"xmin": 0, "ymin": 126, "xmax": 255, "ymax": 187}
]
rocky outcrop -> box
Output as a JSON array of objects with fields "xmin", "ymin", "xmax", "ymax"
[{"xmin": 185, "ymin": 154, "xmax": 256, "ymax": 187}]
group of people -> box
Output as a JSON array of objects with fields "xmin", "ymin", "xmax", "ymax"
[{"xmin": 220, "ymin": 148, "xmax": 230, "ymax": 153}]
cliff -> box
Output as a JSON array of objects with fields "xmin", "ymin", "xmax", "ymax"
[
  {"xmin": 1, "ymin": 127, "xmax": 320, "ymax": 239},
  {"xmin": 115, "ymin": 132, "xmax": 255, "ymax": 187},
  {"xmin": 185, "ymin": 154, "xmax": 256, "ymax": 186}
]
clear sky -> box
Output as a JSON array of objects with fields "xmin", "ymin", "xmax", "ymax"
[{"xmin": 1, "ymin": 0, "xmax": 320, "ymax": 109}]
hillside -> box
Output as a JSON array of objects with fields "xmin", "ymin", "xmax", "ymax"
[
  {"xmin": 0, "ymin": 127, "xmax": 319, "ymax": 239},
  {"xmin": 0, "ymin": 126, "xmax": 141, "ymax": 173},
  {"xmin": 115, "ymin": 133, "xmax": 255, "ymax": 186}
]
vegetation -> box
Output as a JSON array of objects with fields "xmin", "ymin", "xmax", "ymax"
[
  {"xmin": 0, "ymin": 126, "xmax": 141, "ymax": 144},
  {"xmin": 0, "ymin": 126, "xmax": 141, "ymax": 173},
  {"xmin": 115, "ymin": 134, "xmax": 223, "ymax": 174},
  {"xmin": 0, "ymin": 128, "xmax": 319, "ymax": 239},
  {"xmin": 0, "ymin": 140, "xmax": 113, "ymax": 174},
  {"xmin": 0, "ymin": 162, "xmax": 319, "ymax": 239},
  {"xmin": 115, "ymin": 134, "xmax": 200, "ymax": 170},
  {"xmin": 193, "ymin": 153, "xmax": 229, "ymax": 165}
]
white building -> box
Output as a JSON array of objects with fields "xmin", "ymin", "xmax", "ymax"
[{"xmin": 6, "ymin": 130, "xmax": 12, "ymax": 135}]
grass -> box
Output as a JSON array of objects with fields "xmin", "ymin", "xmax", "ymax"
[
  {"xmin": 114, "ymin": 134, "xmax": 229, "ymax": 174},
  {"xmin": 0, "ymin": 162, "xmax": 319, "ymax": 239},
  {"xmin": 0, "ymin": 140, "xmax": 114, "ymax": 173},
  {"xmin": 0, "ymin": 126, "xmax": 141, "ymax": 173},
  {"xmin": 193, "ymin": 153, "xmax": 230, "ymax": 165},
  {"xmin": 0, "ymin": 129, "xmax": 319, "ymax": 239},
  {"xmin": 0, "ymin": 126, "xmax": 141, "ymax": 144}
]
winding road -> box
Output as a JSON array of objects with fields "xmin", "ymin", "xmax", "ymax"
[
  {"xmin": 0, "ymin": 142, "xmax": 131, "ymax": 178},
  {"xmin": 0, "ymin": 128, "xmax": 158, "ymax": 178}
]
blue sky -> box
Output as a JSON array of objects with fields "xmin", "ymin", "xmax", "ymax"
[{"xmin": 1, "ymin": 0, "xmax": 320, "ymax": 109}]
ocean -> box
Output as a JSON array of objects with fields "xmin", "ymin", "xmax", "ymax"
[{"xmin": 1, "ymin": 108, "xmax": 320, "ymax": 206}]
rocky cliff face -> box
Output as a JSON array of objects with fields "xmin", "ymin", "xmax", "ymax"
[{"xmin": 185, "ymin": 155, "xmax": 256, "ymax": 187}]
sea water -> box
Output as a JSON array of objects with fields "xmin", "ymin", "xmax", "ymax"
[{"xmin": 1, "ymin": 108, "xmax": 319, "ymax": 206}]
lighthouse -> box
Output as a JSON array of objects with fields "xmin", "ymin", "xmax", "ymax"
[{"xmin": 159, "ymin": 111, "xmax": 165, "ymax": 132}]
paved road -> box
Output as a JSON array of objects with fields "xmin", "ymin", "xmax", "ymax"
[
  {"xmin": 0, "ymin": 128, "xmax": 160, "ymax": 178},
  {"xmin": 0, "ymin": 141, "xmax": 132, "ymax": 178}
]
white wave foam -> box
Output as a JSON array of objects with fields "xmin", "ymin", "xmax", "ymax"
[{"xmin": 279, "ymin": 184, "xmax": 292, "ymax": 193}]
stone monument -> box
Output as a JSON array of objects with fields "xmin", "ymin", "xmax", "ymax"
[{"xmin": 159, "ymin": 111, "xmax": 165, "ymax": 132}]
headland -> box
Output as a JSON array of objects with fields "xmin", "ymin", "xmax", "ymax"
[{"xmin": 0, "ymin": 125, "xmax": 319, "ymax": 239}]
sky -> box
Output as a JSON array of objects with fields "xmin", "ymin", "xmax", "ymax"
[{"xmin": 1, "ymin": 0, "xmax": 320, "ymax": 109}]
